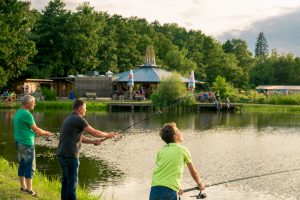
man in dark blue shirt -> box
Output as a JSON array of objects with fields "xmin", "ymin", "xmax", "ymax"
[{"xmin": 57, "ymin": 99, "xmax": 118, "ymax": 200}]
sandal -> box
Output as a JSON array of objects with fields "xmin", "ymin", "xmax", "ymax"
[
  {"xmin": 20, "ymin": 187, "xmax": 26, "ymax": 192},
  {"xmin": 26, "ymin": 189, "xmax": 38, "ymax": 197}
]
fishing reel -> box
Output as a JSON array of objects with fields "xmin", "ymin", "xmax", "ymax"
[{"xmin": 190, "ymin": 191, "xmax": 207, "ymax": 199}]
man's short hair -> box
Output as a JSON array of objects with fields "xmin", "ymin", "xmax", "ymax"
[
  {"xmin": 21, "ymin": 95, "xmax": 35, "ymax": 105},
  {"xmin": 160, "ymin": 122, "xmax": 177, "ymax": 144},
  {"xmin": 73, "ymin": 99, "xmax": 85, "ymax": 110}
]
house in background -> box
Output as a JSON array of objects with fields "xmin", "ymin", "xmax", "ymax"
[
  {"xmin": 256, "ymin": 85, "xmax": 300, "ymax": 94},
  {"xmin": 12, "ymin": 79, "xmax": 53, "ymax": 95},
  {"xmin": 51, "ymin": 75, "xmax": 113, "ymax": 99}
]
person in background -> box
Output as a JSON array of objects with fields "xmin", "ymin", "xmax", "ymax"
[
  {"xmin": 57, "ymin": 99, "xmax": 119, "ymax": 200},
  {"xmin": 13, "ymin": 95, "xmax": 53, "ymax": 196},
  {"xmin": 149, "ymin": 122, "xmax": 205, "ymax": 200},
  {"xmin": 226, "ymin": 96, "xmax": 231, "ymax": 111}
]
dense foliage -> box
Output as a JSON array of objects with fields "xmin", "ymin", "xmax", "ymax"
[
  {"xmin": 151, "ymin": 74, "xmax": 195, "ymax": 108},
  {"xmin": 1, "ymin": 0, "xmax": 300, "ymax": 91}
]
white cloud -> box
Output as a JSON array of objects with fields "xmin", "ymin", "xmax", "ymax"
[
  {"xmin": 27, "ymin": 0, "xmax": 300, "ymax": 35},
  {"xmin": 219, "ymin": 7, "xmax": 300, "ymax": 56},
  {"xmin": 27, "ymin": 0, "xmax": 300, "ymax": 55}
]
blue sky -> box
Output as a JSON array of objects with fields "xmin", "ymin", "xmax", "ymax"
[{"xmin": 28, "ymin": 0, "xmax": 300, "ymax": 56}]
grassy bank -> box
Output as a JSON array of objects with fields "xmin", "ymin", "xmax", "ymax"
[
  {"xmin": 0, "ymin": 100, "xmax": 109, "ymax": 111},
  {"xmin": 243, "ymin": 103, "xmax": 300, "ymax": 113},
  {"xmin": 34, "ymin": 101, "xmax": 108, "ymax": 111},
  {"xmin": 0, "ymin": 157, "xmax": 99, "ymax": 200}
]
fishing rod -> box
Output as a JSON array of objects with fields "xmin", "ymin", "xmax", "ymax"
[
  {"xmin": 99, "ymin": 94, "xmax": 194, "ymax": 142},
  {"xmin": 47, "ymin": 94, "xmax": 194, "ymax": 142},
  {"xmin": 182, "ymin": 167, "xmax": 300, "ymax": 199}
]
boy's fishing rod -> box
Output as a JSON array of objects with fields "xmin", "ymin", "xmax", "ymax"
[{"xmin": 182, "ymin": 167, "xmax": 300, "ymax": 199}]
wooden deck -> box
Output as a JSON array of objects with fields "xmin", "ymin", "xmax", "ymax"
[
  {"xmin": 108, "ymin": 101, "xmax": 243, "ymax": 112},
  {"xmin": 195, "ymin": 103, "xmax": 243, "ymax": 111}
]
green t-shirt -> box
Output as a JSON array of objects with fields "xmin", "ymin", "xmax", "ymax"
[
  {"xmin": 13, "ymin": 108, "xmax": 35, "ymax": 145},
  {"xmin": 151, "ymin": 143, "xmax": 192, "ymax": 192}
]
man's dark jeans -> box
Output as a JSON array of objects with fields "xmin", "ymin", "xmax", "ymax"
[{"xmin": 57, "ymin": 155, "xmax": 79, "ymax": 200}]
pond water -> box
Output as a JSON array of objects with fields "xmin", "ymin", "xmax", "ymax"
[{"xmin": 1, "ymin": 108, "xmax": 300, "ymax": 200}]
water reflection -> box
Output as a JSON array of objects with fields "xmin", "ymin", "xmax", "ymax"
[{"xmin": 0, "ymin": 109, "xmax": 123, "ymax": 189}]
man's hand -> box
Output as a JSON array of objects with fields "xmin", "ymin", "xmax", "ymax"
[
  {"xmin": 46, "ymin": 131, "xmax": 53, "ymax": 137},
  {"xmin": 108, "ymin": 131, "xmax": 120, "ymax": 138},
  {"xmin": 94, "ymin": 138, "xmax": 104, "ymax": 146}
]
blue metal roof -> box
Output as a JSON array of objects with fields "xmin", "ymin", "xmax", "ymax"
[{"xmin": 114, "ymin": 65, "xmax": 198, "ymax": 83}]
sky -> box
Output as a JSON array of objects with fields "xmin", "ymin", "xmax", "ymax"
[{"xmin": 28, "ymin": 0, "xmax": 300, "ymax": 56}]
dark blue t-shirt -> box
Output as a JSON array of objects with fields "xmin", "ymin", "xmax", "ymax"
[{"xmin": 57, "ymin": 112, "xmax": 89, "ymax": 158}]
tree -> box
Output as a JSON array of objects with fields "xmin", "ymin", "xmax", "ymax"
[
  {"xmin": 63, "ymin": 2, "xmax": 104, "ymax": 75},
  {"xmin": 222, "ymin": 39, "xmax": 255, "ymax": 88},
  {"xmin": 211, "ymin": 76, "xmax": 234, "ymax": 99},
  {"xmin": 255, "ymin": 32, "xmax": 268, "ymax": 57},
  {"xmin": 31, "ymin": 0, "xmax": 69, "ymax": 77},
  {"xmin": 0, "ymin": 0, "xmax": 37, "ymax": 87}
]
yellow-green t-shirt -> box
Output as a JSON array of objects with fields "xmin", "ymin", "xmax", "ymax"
[
  {"xmin": 151, "ymin": 143, "xmax": 192, "ymax": 192},
  {"xmin": 13, "ymin": 108, "xmax": 35, "ymax": 145}
]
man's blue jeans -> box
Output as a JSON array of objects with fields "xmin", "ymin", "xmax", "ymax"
[
  {"xmin": 57, "ymin": 155, "xmax": 79, "ymax": 200},
  {"xmin": 149, "ymin": 186, "xmax": 178, "ymax": 200},
  {"xmin": 15, "ymin": 141, "xmax": 35, "ymax": 178}
]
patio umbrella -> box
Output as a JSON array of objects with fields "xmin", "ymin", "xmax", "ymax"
[
  {"xmin": 128, "ymin": 68, "xmax": 134, "ymax": 99},
  {"xmin": 127, "ymin": 68, "xmax": 134, "ymax": 87},
  {"xmin": 188, "ymin": 70, "xmax": 196, "ymax": 92}
]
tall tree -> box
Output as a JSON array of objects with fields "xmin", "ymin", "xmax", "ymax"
[
  {"xmin": 255, "ymin": 32, "xmax": 268, "ymax": 57},
  {"xmin": 0, "ymin": 0, "xmax": 37, "ymax": 87},
  {"xmin": 32, "ymin": 0, "xmax": 69, "ymax": 77},
  {"xmin": 63, "ymin": 2, "xmax": 104, "ymax": 75},
  {"xmin": 222, "ymin": 39, "xmax": 254, "ymax": 88}
]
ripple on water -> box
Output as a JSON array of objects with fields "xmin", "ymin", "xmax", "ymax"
[{"xmin": 37, "ymin": 126, "xmax": 300, "ymax": 199}]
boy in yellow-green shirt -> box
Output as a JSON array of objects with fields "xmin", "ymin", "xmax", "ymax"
[{"xmin": 149, "ymin": 122, "xmax": 205, "ymax": 200}]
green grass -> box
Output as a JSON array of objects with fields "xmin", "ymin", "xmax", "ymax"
[
  {"xmin": 243, "ymin": 103, "xmax": 300, "ymax": 113},
  {"xmin": 266, "ymin": 94, "xmax": 300, "ymax": 105},
  {"xmin": 0, "ymin": 100, "xmax": 109, "ymax": 111},
  {"xmin": 0, "ymin": 157, "xmax": 100, "ymax": 200}
]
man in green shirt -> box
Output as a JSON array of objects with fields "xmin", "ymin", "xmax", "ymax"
[
  {"xmin": 150, "ymin": 122, "xmax": 205, "ymax": 200},
  {"xmin": 14, "ymin": 95, "xmax": 53, "ymax": 196}
]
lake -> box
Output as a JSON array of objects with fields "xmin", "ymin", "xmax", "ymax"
[{"xmin": 1, "ymin": 108, "xmax": 300, "ymax": 200}]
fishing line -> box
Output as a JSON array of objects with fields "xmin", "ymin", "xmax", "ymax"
[{"xmin": 100, "ymin": 94, "xmax": 194, "ymax": 142}]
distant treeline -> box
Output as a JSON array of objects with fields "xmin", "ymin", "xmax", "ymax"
[{"xmin": 1, "ymin": 0, "xmax": 300, "ymax": 90}]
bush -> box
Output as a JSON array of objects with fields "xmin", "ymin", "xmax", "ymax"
[
  {"xmin": 41, "ymin": 87, "xmax": 56, "ymax": 101},
  {"xmin": 211, "ymin": 76, "xmax": 234, "ymax": 99},
  {"xmin": 150, "ymin": 73, "xmax": 194, "ymax": 108}
]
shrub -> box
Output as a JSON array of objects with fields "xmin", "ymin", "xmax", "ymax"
[
  {"xmin": 150, "ymin": 73, "xmax": 194, "ymax": 108},
  {"xmin": 41, "ymin": 87, "xmax": 56, "ymax": 101}
]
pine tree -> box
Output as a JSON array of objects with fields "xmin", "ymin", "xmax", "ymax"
[{"xmin": 255, "ymin": 32, "xmax": 268, "ymax": 57}]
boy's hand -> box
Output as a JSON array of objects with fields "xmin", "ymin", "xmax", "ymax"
[
  {"xmin": 198, "ymin": 182, "xmax": 205, "ymax": 191},
  {"xmin": 178, "ymin": 189, "xmax": 184, "ymax": 196}
]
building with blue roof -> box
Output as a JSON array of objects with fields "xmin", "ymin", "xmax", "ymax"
[{"xmin": 113, "ymin": 46, "xmax": 203, "ymax": 99}]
